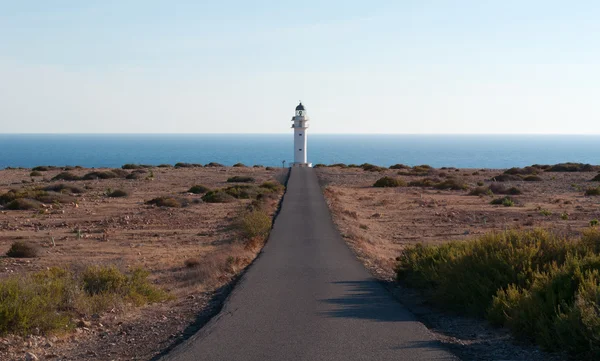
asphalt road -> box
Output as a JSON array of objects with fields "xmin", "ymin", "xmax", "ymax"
[{"xmin": 163, "ymin": 167, "xmax": 457, "ymax": 361}]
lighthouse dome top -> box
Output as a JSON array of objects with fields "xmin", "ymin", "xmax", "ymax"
[{"xmin": 295, "ymin": 102, "xmax": 305, "ymax": 111}]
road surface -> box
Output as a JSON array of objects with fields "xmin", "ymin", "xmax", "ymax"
[{"xmin": 163, "ymin": 167, "xmax": 457, "ymax": 361}]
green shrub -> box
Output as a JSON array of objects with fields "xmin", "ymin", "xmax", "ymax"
[
  {"xmin": 227, "ymin": 176, "xmax": 255, "ymax": 183},
  {"xmin": 259, "ymin": 181, "xmax": 284, "ymax": 192},
  {"xmin": 174, "ymin": 162, "xmax": 194, "ymax": 168},
  {"xmin": 265, "ymin": 166, "xmax": 275, "ymax": 171},
  {"xmin": 121, "ymin": 164, "xmax": 152, "ymax": 170},
  {"xmin": 30, "ymin": 171, "xmax": 42, "ymax": 177},
  {"xmin": 523, "ymin": 175, "xmax": 543, "ymax": 182},
  {"xmin": 157, "ymin": 164, "xmax": 172, "ymax": 168},
  {"xmin": 396, "ymin": 230, "xmax": 585, "ymax": 318},
  {"xmin": 188, "ymin": 185, "xmax": 210, "ymax": 194},
  {"xmin": 469, "ymin": 187, "xmax": 492, "ymax": 196},
  {"xmin": 205, "ymin": 162, "xmax": 224, "ymax": 167},
  {"xmin": 490, "ymin": 196, "xmax": 514, "ymax": 206},
  {"xmin": 547, "ymin": 163, "xmax": 597, "ymax": 172},
  {"xmin": 146, "ymin": 197, "xmax": 182, "ymax": 207},
  {"xmin": 232, "ymin": 163, "xmax": 246, "ymax": 167},
  {"xmin": 5, "ymin": 198, "xmax": 42, "ymax": 210},
  {"xmin": 0, "ymin": 266, "xmax": 167, "ymax": 336},
  {"xmin": 360, "ymin": 163, "xmax": 386, "ymax": 172},
  {"xmin": 82, "ymin": 171, "xmax": 118, "ymax": 180},
  {"xmin": 328, "ymin": 163, "xmax": 348, "ymax": 168},
  {"xmin": 239, "ymin": 210, "xmax": 272, "ymax": 240},
  {"xmin": 52, "ymin": 172, "xmax": 81, "ymax": 181},
  {"xmin": 539, "ymin": 209, "xmax": 552, "ymax": 216},
  {"xmin": 43, "ymin": 184, "xmax": 84, "ymax": 194},
  {"xmin": 389, "ymin": 164, "xmax": 410, "ymax": 170},
  {"xmin": 107, "ymin": 189, "xmax": 128, "ymax": 198},
  {"xmin": 408, "ymin": 178, "xmax": 439, "ymax": 187},
  {"xmin": 585, "ymin": 187, "xmax": 600, "ymax": 196},
  {"xmin": 434, "ymin": 178, "xmax": 468, "ymax": 190},
  {"xmin": 591, "ymin": 219, "xmax": 599, "ymax": 227},
  {"xmin": 6, "ymin": 241, "xmax": 38, "ymax": 258},
  {"xmin": 373, "ymin": 177, "xmax": 406, "ymax": 188},
  {"xmin": 81, "ymin": 265, "xmax": 126, "ymax": 295},
  {"xmin": 504, "ymin": 167, "xmax": 539, "ymax": 175},
  {"xmin": 32, "ymin": 166, "xmax": 51, "ymax": 172},
  {"xmin": 202, "ymin": 190, "xmax": 236, "ymax": 203}
]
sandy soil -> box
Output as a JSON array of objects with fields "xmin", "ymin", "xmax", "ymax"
[
  {"xmin": 317, "ymin": 165, "xmax": 600, "ymax": 360},
  {"xmin": 0, "ymin": 165, "xmax": 285, "ymax": 361}
]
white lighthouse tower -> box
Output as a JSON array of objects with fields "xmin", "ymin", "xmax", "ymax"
[{"xmin": 291, "ymin": 102, "xmax": 312, "ymax": 167}]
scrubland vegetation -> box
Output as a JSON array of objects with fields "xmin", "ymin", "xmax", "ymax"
[
  {"xmin": 0, "ymin": 265, "xmax": 168, "ymax": 335},
  {"xmin": 396, "ymin": 229, "xmax": 600, "ymax": 359},
  {"xmin": 0, "ymin": 164, "xmax": 286, "ymax": 358}
]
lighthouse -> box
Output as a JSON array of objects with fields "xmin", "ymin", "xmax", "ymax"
[{"xmin": 291, "ymin": 102, "xmax": 312, "ymax": 167}]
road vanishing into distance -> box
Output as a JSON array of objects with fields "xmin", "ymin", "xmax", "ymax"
[{"xmin": 163, "ymin": 167, "xmax": 458, "ymax": 361}]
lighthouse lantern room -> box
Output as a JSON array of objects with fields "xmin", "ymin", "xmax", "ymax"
[{"xmin": 290, "ymin": 102, "xmax": 312, "ymax": 167}]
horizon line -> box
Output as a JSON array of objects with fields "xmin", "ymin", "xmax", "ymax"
[{"xmin": 1, "ymin": 133, "xmax": 600, "ymax": 136}]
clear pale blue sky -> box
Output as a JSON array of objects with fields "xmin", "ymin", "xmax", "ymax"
[{"xmin": 1, "ymin": 1, "xmax": 599, "ymax": 134}]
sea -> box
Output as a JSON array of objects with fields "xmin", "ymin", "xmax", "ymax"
[{"xmin": 0, "ymin": 134, "xmax": 598, "ymax": 169}]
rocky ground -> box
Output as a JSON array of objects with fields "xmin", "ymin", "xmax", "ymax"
[
  {"xmin": 0, "ymin": 165, "xmax": 285, "ymax": 361},
  {"xmin": 317, "ymin": 165, "xmax": 600, "ymax": 361}
]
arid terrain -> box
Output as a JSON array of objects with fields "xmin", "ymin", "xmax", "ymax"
[
  {"xmin": 317, "ymin": 164, "xmax": 600, "ymax": 360},
  {"xmin": 0, "ymin": 164, "xmax": 286, "ymax": 361}
]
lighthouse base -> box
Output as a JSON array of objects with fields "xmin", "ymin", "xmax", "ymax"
[{"xmin": 291, "ymin": 162, "xmax": 312, "ymax": 168}]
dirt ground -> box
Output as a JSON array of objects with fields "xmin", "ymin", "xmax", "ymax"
[
  {"xmin": 317, "ymin": 165, "xmax": 600, "ymax": 361},
  {"xmin": 0, "ymin": 165, "xmax": 285, "ymax": 361}
]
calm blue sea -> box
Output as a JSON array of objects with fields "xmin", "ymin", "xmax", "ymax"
[{"xmin": 0, "ymin": 134, "xmax": 598, "ymax": 169}]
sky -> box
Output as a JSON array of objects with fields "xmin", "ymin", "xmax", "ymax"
[{"xmin": 1, "ymin": 0, "xmax": 599, "ymax": 134}]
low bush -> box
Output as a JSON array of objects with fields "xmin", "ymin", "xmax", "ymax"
[
  {"xmin": 43, "ymin": 183, "xmax": 85, "ymax": 194},
  {"xmin": 0, "ymin": 266, "xmax": 167, "ymax": 336},
  {"xmin": 469, "ymin": 187, "xmax": 492, "ymax": 196},
  {"xmin": 205, "ymin": 162, "xmax": 224, "ymax": 167},
  {"xmin": 121, "ymin": 164, "xmax": 152, "ymax": 170},
  {"xmin": 328, "ymin": 163, "xmax": 348, "ymax": 168},
  {"xmin": 202, "ymin": 190, "xmax": 236, "ymax": 203},
  {"xmin": 312, "ymin": 164, "xmax": 327, "ymax": 168},
  {"xmin": 146, "ymin": 197, "xmax": 182, "ymax": 207},
  {"xmin": 174, "ymin": 162, "xmax": 194, "ymax": 168},
  {"xmin": 188, "ymin": 185, "xmax": 210, "ymax": 194},
  {"xmin": 523, "ymin": 175, "xmax": 543, "ymax": 182},
  {"xmin": 5, "ymin": 198, "xmax": 42, "ymax": 210},
  {"xmin": 157, "ymin": 164, "xmax": 172, "ymax": 168},
  {"xmin": 592, "ymin": 174, "xmax": 600, "ymax": 182},
  {"xmin": 233, "ymin": 163, "xmax": 247, "ymax": 167},
  {"xmin": 585, "ymin": 187, "xmax": 600, "ymax": 196},
  {"xmin": 490, "ymin": 174, "xmax": 522, "ymax": 182},
  {"xmin": 434, "ymin": 178, "xmax": 468, "ymax": 191},
  {"xmin": 389, "ymin": 164, "xmax": 411, "ymax": 170},
  {"xmin": 30, "ymin": 171, "xmax": 42, "ymax": 177},
  {"xmin": 32, "ymin": 166, "xmax": 51, "ymax": 172},
  {"xmin": 396, "ymin": 229, "xmax": 600, "ymax": 357},
  {"xmin": 238, "ymin": 210, "xmax": 272, "ymax": 240},
  {"xmin": 547, "ymin": 163, "xmax": 597, "ymax": 172},
  {"xmin": 408, "ymin": 178, "xmax": 440, "ymax": 187},
  {"xmin": 259, "ymin": 181, "xmax": 284, "ymax": 192},
  {"xmin": 373, "ymin": 177, "xmax": 406, "ymax": 188},
  {"xmin": 227, "ymin": 176, "xmax": 255, "ymax": 183},
  {"xmin": 52, "ymin": 172, "xmax": 81, "ymax": 181},
  {"xmin": 265, "ymin": 167, "xmax": 275, "ymax": 171},
  {"xmin": 6, "ymin": 241, "xmax": 38, "ymax": 258},
  {"xmin": 82, "ymin": 171, "xmax": 118, "ymax": 180},
  {"xmin": 504, "ymin": 167, "xmax": 539, "ymax": 175},
  {"xmin": 490, "ymin": 196, "xmax": 515, "ymax": 206},
  {"xmin": 107, "ymin": 189, "xmax": 128, "ymax": 198},
  {"xmin": 360, "ymin": 163, "xmax": 386, "ymax": 172}
]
